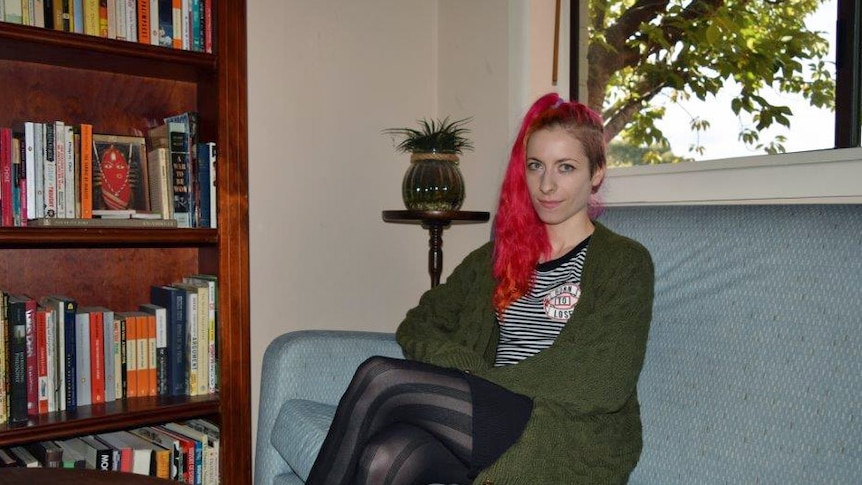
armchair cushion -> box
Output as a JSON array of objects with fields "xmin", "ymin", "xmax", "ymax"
[{"xmin": 273, "ymin": 399, "xmax": 337, "ymax": 481}]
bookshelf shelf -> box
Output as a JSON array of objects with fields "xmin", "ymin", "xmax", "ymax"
[
  {"xmin": 0, "ymin": 0, "xmax": 250, "ymax": 483},
  {"xmin": 0, "ymin": 22, "xmax": 216, "ymax": 81},
  {"xmin": 0, "ymin": 395, "xmax": 220, "ymax": 447},
  {"xmin": 0, "ymin": 228, "xmax": 219, "ymax": 247}
]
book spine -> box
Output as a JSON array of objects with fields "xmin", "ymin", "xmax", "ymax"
[
  {"xmin": 102, "ymin": 310, "xmax": 115, "ymax": 402},
  {"xmin": 79, "ymin": 124, "xmax": 93, "ymax": 218},
  {"xmin": 195, "ymin": 143, "xmax": 211, "ymax": 228},
  {"xmin": 156, "ymin": 0, "xmax": 171, "ymax": 46},
  {"xmin": 99, "ymin": 0, "xmax": 109, "ymax": 37},
  {"xmin": 155, "ymin": 309, "xmax": 168, "ymax": 396},
  {"xmin": 43, "ymin": 122, "xmax": 57, "ymax": 218},
  {"xmin": 0, "ymin": 128, "xmax": 13, "ymax": 227},
  {"xmin": 0, "ymin": 292, "xmax": 7, "ymax": 425},
  {"xmin": 167, "ymin": 122, "xmax": 191, "ymax": 227},
  {"xmin": 75, "ymin": 312, "xmax": 91, "ymax": 407},
  {"xmin": 189, "ymin": 0, "xmax": 199, "ymax": 51},
  {"xmin": 202, "ymin": 0, "xmax": 210, "ymax": 53},
  {"xmin": 36, "ymin": 308, "xmax": 48, "ymax": 414},
  {"xmin": 62, "ymin": 300, "xmax": 77, "ymax": 411},
  {"xmin": 148, "ymin": 0, "xmax": 158, "ymax": 45},
  {"xmin": 33, "ymin": 0, "xmax": 45, "ymax": 26},
  {"xmin": 23, "ymin": 122, "xmax": 37, "ymax": 221},
  {"xmin": 136, "ymin": 315, "xmax": 148, "ymax": 397},
  {"xmin": 8, "ymin": 299, "xmax": 28, "ymax": 424},
  {"xmin": 119, "ymin": 315, "xmax": 128, "ymax": 398},
  {"xmin": 45, "ymin": 308, "xmax": 58, "ymax": 412},
  {"xmin": 72, "ymin": 0, "xmax": 82, "ymax": 32},
  {"xmin": 90, "ymin": 311, "xmax": 105, "ymax": 404},
  {"xmin": 170, "ymin": 0, "xmax": 181, "ymax": 48},
  {"xmin": 82, "ymin": 0, "xmax": 98, "ymax": 34},
  {"xmin": 64, "ymin": 126, "xmax": 75, "ymax": 218},
  {"xmin": 137, "ymin": 0, "xmax": 149, "ymax": 44},
  {"xmin": 14, "ymin": 135, "xmax": 25, "ymax": 226},
  {"xmin": 146, "ymin": 315, "xmax": 157, "ymax": 396},
  {"xmin": 24, "ymin": 298, "xmax": 38, "ymax": 416},
  {"xmin": 179, "ymin": 0, "xmax": 189, "ymax": 49},
  {"xmin": 54, "ymin": 121, "xmax": 67, "ymax": 219},
  {"xmin": 125, "ymin": 314, "xmax": 137, "ymax": 398},
  {"xmin": 112, "ymin": 315, "xmax": 122, "ymax": 400}
]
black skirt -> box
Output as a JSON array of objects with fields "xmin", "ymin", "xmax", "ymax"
[{"xmin": 464, "ymin": 373, "xmax": 534, "ymax": 478}]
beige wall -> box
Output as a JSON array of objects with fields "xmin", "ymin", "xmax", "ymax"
[{"xmin": 248, "ymin": 0, "xmax": 567, "ymax": 454}]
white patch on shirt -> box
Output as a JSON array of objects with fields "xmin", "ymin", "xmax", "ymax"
[{"xmin": 543, "ymin": 283, "xmax": 581, "ymax": 322}]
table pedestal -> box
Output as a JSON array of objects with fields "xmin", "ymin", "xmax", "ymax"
[{"xmin": 382, "ymin": 210, "xmax": 491, "ymax": 288}]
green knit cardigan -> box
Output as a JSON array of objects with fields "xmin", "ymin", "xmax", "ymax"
[{"xmin": 396, "ymin": 222, "xmax": 654, "ymax": 485}]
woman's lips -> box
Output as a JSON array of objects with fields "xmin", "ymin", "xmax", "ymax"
[{"xmin": 537, "ymin": 200, "xmax": 561, "ymax": 210}]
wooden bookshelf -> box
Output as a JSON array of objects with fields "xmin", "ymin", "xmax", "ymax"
[{"xmin": 0, "ymin": 1, "xmax": 251, "ymax": 483}]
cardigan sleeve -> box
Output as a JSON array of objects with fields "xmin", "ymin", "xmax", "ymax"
[
  {"xmin": 396, "ymin": 243, "xmax": 495, "ymax": 373},
  {"xmin": 472, "ymin": 232, "xmax": 654, "ymax": 415}
]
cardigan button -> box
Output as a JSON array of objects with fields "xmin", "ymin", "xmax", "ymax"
[{"xmin": 482, "ymin": 480, "xmax": 494, "ymax": 485}]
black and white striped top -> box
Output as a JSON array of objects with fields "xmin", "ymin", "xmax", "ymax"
[{"xmin": 494, "ymin": 237, "xmax": 590, "ymax": 367}]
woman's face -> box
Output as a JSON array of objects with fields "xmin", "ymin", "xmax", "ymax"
[{"xmin": 525, "ymin": 127, "xmax": 605, "ymax": 229}]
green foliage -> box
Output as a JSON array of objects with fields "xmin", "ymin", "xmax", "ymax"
[
  {"xmin": 608, "ymin": 140, "xmax": 693, "ymax": 167},
  {"xmin": 383, "ymin": 117, "xmax": 474, "ymax": 154},
  {"xmin": 588, "ymin": 0, "xmax": 834, "ymax": 161}
]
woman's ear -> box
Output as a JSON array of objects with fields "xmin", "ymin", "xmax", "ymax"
[{"xmin": 591, "ymin": 166, "xmax": 606, "ymax": 193}]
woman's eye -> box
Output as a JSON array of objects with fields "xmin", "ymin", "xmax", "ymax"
[
  {"xmin": 559, "ymin": 163, "xmax": 575, "ymax": 172},
  {"xmin": 527, "ymin": 161, "xmax": 543, "ymax": 171}
]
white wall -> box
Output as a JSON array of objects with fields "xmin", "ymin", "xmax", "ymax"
[{"xmin": 248, "ymin": 0, "xmax": 561, "ymax": 456}]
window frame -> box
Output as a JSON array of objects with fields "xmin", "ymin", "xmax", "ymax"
[{"xmin": 572, "ymin": 0, "xmax": 862, "ymax": 204}]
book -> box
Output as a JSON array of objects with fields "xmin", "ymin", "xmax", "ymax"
[
  {"xmin": 54, "ymin": 438, "xmax": 88, "ymax": 469},
  {"xmin": 117, "ymin": 312, "xmax": 139, "ymax": 398},
  {"xmin": 139, "ymin": 303, "xmax": 168, "ymax": 396},
  {"xmin": 0, "ymin": 291, "xmax": 7, "ymax": 425},
  {"xmin": 28, "ymin": 217, "xmax": 178, "ymax": 228},
  {"xmin": 95, "ymin": 432, "xmax": 133, "ymax": 473},
  {"xmin": 78, "ymin": 435, "xmax": 114, "ymax": 470},
  {"xmin": 150, "ymin": 285, "xmax": 185, "ymax": 396},
  {"xmin": 137, "ymin": 0, "xmax": 150, "ymax": 44},
  {"xmin": 185, "ymin": 419, "xmax": 219, "ymax": 484},
  {"xmin": 25, "ymin": 441, "xmax": 63, "ymax": 468},
  {"xmin": 130, "ymin": 426, "xmax": 182, "ymax": 480},
  {"xmin": 166, "ymin": 121, "xmax": 192, "ymax": 227},
  {"xmin": 22, "ymin": 122, "xmax": 38, "ymax": 221},
  {"xmin": 156, "ymin": 0, "xmax": 173, "ymax": 46},
  {"xmin": 184, "ymin": 274, "xmax": 218, "ymax": 393},
  {"xmin": 133, "ymin": 311, "xmax": 156, "ymax": 397},
  {"xmin": 78, "ymin": 306, "xmax": 105, "ymax": 404},
  {"xmin": 7, "ymin": 295, "xmax": 30, "ymax": 425},
  {"xmin": 147, "ymin": 147, "xmax": 172, "ymax": 220},
  {"xmin": 21, "ymin": 295, "xmax": 38, "ymax": 417},
  {"xmin": 0, "ymin": 448, "xmax": 16, "ymax": 467},
  {"xmin": 171, "ymin": 282, "xmax": 204, "ymax": 395},
  {"xmin": 161, "ymin": 421, "xmax": 208, "ymax": 484},
  {"xmin": 54, "ymin": 121, "xmax": 67, "ymax": 218},
  {"xmin": 88, "ymin": 306, "xmax": 116, "ymax": 403},
  {"xmin": 155, "ymin": 424, "xmax": 196, "ymax": 483},
  {"xmin": 43, "ymin": 121, "xmax": 57, "ymax": 217},
  {"xmin": 117, "ymin": 430, "xmax": 171, "ymax": 477},
  {"xmin": 9, "ymin": 446, "xmax": 41, "ymax": 468},
  {"xmin": 39, "ymin": 294, "xmax": 78, "ymax": 411},
  {"xmin": 74, "ymin": 309, "xmax": 91, "ymax": 407},
  {"xmin": 82, "ymin": 0, "xmax": 99, "ymax": 35},
  {"xmin": 35, "ymin": 306, "xmax": 50, "ymax": 414},
  {"xmin": 196, "ymin": 142, "xmax": 216, "ymax": 228},
  {"xmin": 1, "ymin": 127, "xmax": 14, "ymax": 226},
  {"xmin": 77, "ymin": 123, "xmax": 93, "ymax": 218}
]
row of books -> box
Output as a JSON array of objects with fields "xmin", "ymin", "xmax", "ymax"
[
  {"xmin": 0, "ymin": 418, "xmax": 220, "ymax": 483},
  {"xmin": 0, "ymin": 274, "xmax": 218, "ymax": 426},
  {"xmin": 0, "ymin": 0, "xmax": 213, "ymax": 53},
  {"xmin": 0, "ymin": 111, "xmax": 216, "ymax": 228}
]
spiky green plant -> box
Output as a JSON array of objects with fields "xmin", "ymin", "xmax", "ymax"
[{"xmin": 383, "ymin": 117, "xmax": 474, "ymax": 154}]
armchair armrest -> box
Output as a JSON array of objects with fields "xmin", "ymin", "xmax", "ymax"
[{"xmin": 255, "ymin": 330, "xmax": 403, "ymax": 485}]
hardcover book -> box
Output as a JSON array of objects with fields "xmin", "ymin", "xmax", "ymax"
[
  {"xmin": 40, "ymin": 296, "xmax": 77, "ymax": 412},
  {"xmin": 7, "ymin": 295, "xmax": 31, "ymax": 425},
  {"xmin": 150, "ymin": 285, "xmax": 185, "ymax": 396}
]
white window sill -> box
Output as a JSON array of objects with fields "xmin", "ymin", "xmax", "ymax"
[{"xmin": 602, "ymin": 147, "xmax": 862, "ymax": 205}]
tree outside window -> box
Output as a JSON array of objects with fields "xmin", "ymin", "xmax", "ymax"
[{"xmin": 577, "ymin": 0, "xmax": 860, "ymax": 167}]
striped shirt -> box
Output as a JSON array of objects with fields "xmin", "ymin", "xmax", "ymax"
[{"xmin": 494, "ymin": 237, "xmax": 590, "ymax": 367}]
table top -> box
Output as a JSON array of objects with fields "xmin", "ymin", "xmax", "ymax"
[
  {"xmin": 0, "ymin": 468, "xmax": 175, "ymax": 484},
  {"xmin": 382, "ymin": 210, "xmax": 490, "ymax": 223}
]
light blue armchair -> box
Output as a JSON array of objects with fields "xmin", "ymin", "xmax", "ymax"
[{"xmin": 256, "ymin": 205, "xmax": 862, "ymax": 485}]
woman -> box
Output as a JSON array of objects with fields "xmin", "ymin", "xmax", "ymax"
[{"xmin": 306, "ymin": 93, "xmax": 654, "ymax": 485}]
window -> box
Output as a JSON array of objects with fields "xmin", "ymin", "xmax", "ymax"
[{"xmin": 571, "ymin": 0, "xmax": 861, "ymax": 167}]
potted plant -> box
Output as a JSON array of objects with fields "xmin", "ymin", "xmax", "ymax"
[{"xmin": 384, "ymin": 117, "xmax": 473, "ymax": 211}]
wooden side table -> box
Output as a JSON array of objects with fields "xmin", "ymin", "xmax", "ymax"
[{"xmin": 382, "ymin": 210, "xmax": 491, "ymax": 288}]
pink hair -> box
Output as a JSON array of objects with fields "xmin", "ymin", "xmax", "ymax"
[{"xmin": 492, "ymin": 93, "xmax": 607, "ymax": 314}]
